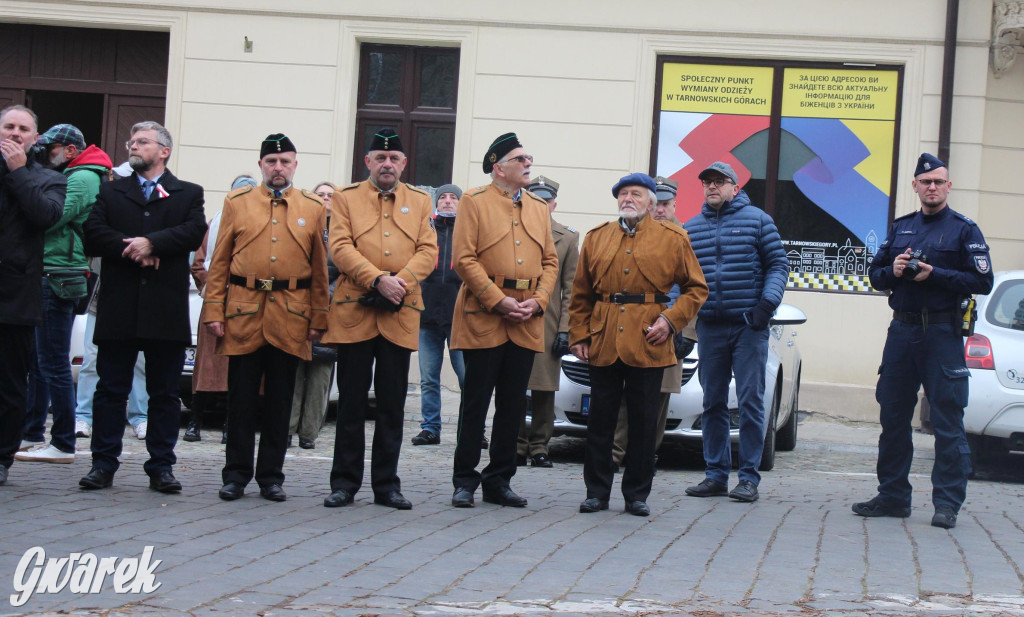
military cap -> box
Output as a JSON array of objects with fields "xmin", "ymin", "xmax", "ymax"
[
  {"xmin": 368, "ymin": 128, "xmax": 404, "ymax": 153},
  {"xmin": 528, "ymin": 175, "xmax": 559, "ymax": 200},
  {"xmin": 697, "ymin": 161, "xmax": 738, "ymax": 185},
  {"xmin": 483, "ymin": 132, "xmax": 523, "ymax": 174},
  {"xmin": 653, "ymin": 176, "xmax": 678, "ymax": 201},
  {"xmin": 260, "ymin": 134, "xmax": 296, "ymax": 159},
  {"xmin": 37, "ymin": 124, "xmax": 86, "ymax": 150},
  {"xmin": 914, "ymin": 153, "xmax": 947, "ymax": 177},
  {"xmin": 611, "ymin": 173, "xmax": 657, "ymax": 197}
]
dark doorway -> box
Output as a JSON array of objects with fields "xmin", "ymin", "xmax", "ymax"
[{"xmin": 28, "ymin": 90, "xmax": 105, "ymax": 146}]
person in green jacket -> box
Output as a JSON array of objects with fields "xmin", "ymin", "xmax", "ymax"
[{"xmin": 16, "ymin": 124, "xmax": 112, "ymax": 465}]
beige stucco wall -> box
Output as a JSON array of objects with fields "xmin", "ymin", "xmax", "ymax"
[{"xmin": 3, "ymin": 0, "xmax": 1021, "ymax": 420}]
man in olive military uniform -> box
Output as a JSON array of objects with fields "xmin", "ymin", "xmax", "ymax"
[
  {"xmin": 449, "ymin": 132, "xmax": 559, "ymax": 508},
  {"xmin": 202, "ymin": 134, "xmax": 329, "ymax": 503},
  {"xmin": 853, "ymin": 153, "xmax": 993, "ymax": 529},
  {"xmin": 569, "ymin": 173, "xmax": 707, "ymax": 516},
  {"xmin": 517, "ymin": 175, "xmax": 578, "ymax": 468},
  {"xmin": 322, "ymin": 129, "xmax": 436, "ymax": 510}
]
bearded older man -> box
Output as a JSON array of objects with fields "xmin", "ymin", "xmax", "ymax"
[{"xmin": 568, "ymin": 173, "xmax": 706, "ymax": 516}]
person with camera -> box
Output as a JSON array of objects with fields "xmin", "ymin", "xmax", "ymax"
[
  {"xmin": 0, "ymin": 105, "xmax": 66, "ymax": 486},
  {"xmin": 322, "ymin": 129, "xmax": 436, "ymax": 510},
  {"xmin": 852, "ymin": 153, "xmax": 994, "ymax": 529},
  {"xmin": 16, "ymin": 124, "xmax": 111, "ymax": 465}
]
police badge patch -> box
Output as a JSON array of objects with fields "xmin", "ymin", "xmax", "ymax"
[{"xmin": 974, "ymin": 255, "xmax": 990, "ymax": 274}]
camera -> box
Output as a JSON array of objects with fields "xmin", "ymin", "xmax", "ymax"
[
  {"xmin": 904, "ymin": 250, "xmax": 927, "ymax": 278},
  {"xmin": 29, "ymin": 144, "xmax": 49, "ymax": 167}
]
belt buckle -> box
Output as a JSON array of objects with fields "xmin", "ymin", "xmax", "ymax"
[
  {"xmin": 258, "ymin": 278, "xmax": 274, "ymax": 291},
  {"xmin": 515, "ymin": 278, "xmax": 530, "ymax": 290},
  {"xmin": 611, "ymin": 293, "xmax": 624, "ymax": 304}
]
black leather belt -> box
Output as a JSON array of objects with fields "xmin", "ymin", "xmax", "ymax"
[
  {"xmin": 604, "ymin": 293, "xmax": 670, "ymax": 304},
  {"xmin": 230, "ymin": 274, "xmax": 311, "ymax": 291},
  {"xmin": 893, "ymin": 310, "xmax": 958, "ymax": 325},
  {"xmin": 489, "ymin": 275, "xmax": 536, "ymax": 290}
]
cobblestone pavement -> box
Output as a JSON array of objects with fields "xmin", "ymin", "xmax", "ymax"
[{"xmin": 2, "ymin": 388, "xmax": 1023, "ymax": 617}]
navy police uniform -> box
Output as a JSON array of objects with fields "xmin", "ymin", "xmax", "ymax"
[{"xmin": 868, "ymin": 195, "xmax": 993, "ymax": 514}]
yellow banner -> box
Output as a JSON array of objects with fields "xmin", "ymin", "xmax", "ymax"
[
  {"xmin": 661, "ymin": 64, "xmax": 773, "ymax": 115},
  {"xmin": 782, "ymin": 68, "xmax": 898, "ymax": 120}
]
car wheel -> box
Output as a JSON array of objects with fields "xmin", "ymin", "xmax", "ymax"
[
  {"xmin": 759, "ymin": 381, "xmax": 781, "ymax": 471},
  {"xmin": 776, "ymin": 369, "xmax": 799, "ymax": 452}
]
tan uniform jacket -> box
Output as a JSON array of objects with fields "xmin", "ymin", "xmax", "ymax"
[
  {"xmin": 569, "ymin": 216, "xmax": 707, "ymax": 368},
  {"xmin": 528, "ymin": 217, "xmax": 579, "ymax": 391},
  {"xmin": 200, "ymin": 185, "xmax": 330, "ymax": 360},
  {"xmin": 450, "ymin": 183, "xmax": 560, "ymax": 352},
  {"xmin": 322, "ymin": 180, "xmax": 436, "ymax": 350}
]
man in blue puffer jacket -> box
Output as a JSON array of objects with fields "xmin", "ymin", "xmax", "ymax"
[{"xmin": 682, "ymin": 161, "xmax": 788, "ymax": 503}]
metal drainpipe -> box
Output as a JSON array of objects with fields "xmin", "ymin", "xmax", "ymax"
[{"xmin": 938, "ymin": 0, "xmax": 960, "ymax": 164}]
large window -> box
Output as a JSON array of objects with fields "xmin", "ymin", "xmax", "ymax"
[
  {"xmin": 352, "ymin": 44, "xmax": 459, "ymax": 187},
  {"xmin": 652, "ymin": 58, "xmax": 903, "ymax": 293}
]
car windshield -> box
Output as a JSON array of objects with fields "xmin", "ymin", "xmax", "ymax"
[{"xmin": 985, "ymin": 278, "xmax": 1024, "ymax": 331}]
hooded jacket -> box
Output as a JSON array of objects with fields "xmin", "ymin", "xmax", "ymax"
[{"xmin": 44, "ymin": 145, "xmax": 112, "ymax": 271}]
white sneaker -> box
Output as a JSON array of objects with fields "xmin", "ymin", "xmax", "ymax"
[
  {"xmin": 75, "ymin": 420, "xmax": 91, "ymax": 438},
  {"xmin": 15, "ymin": 444, "xmax": 74, "ymax": 464},
  {"xmin": 134, "ymin": 422, "xmax": 148, "ymax": 440},
  {"xmin": 19, "ymin": 440, "xmax": 44, "ymax": 452}
]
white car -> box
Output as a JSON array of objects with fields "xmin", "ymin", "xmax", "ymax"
[
  {"xmin": 964, "ymin": 270, "xmax": 1024, "ymax": 461},
  {"xmin": 537, "ymin": 303, "xmax": 806, "ymax": 471}
]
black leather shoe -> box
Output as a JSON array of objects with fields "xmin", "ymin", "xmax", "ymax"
[
  {"xmin": 374, "ymin": 490, "xmax": 412, "ymax": 510},
  {"xmin": 531, "ymin": 453, "xmax": 553, "ymax": 468},
  {"xmin": 481, "ymin": 436, "xmax": 489, "ymax": 450},
  {"xmin": 852, "ymin": 495, "xmax": 911, "ymax": 518},
  {"xmin": 183, "ymin": 422, "xmax": 201, "ymax": 442},
  {"xmin": 685, "ymin": 478, "xmax": 728, "ymax": 497},
  {"xmin": 579, "ymin": 497, "xmax": 609, "ymax": 513},
  {"xmin": 451, "ymin": 487, "xmax": 475, "ymax": 508},
  {"xmin": 149, "ymin": 471, "xmax": 182, "ymax": 493},
  {"xmin": 516, "ymin": 454, "xmax": 528, "ymax": 466},
  {"xmin": 299, "ymin": 438, "xmax": 315, "ymax": 449},
  {"xmin": 324, "ymin": 488, "xmax": 354, "ymax": 508},
  {"xmin": 259, "ymin": 484, "xmax": 287, "ymax": 502},
  {"xmin": 79, "ymin": 467, "xmax": 113, "ymax": 490},
  {"xmin": 411, "ymin": 430, "xmax": 440, "ymax": 446},
  {"xmin": 625, "ymin": 500, "xmax": 650, "ymax": 516},
  {"xmin": 219, "ymin": 482, "xmax": 245, "ymax": 501},
  {"xmin": 931, "ymin": 504, "xmax": 957, "ymax": 529},
  {"xmin": 482, "ymin": 486, "xmax": 527, "ymax": 507},
  {"xmin": 729, "ymin": 480, "xmax": 759, "ymax": 503}
]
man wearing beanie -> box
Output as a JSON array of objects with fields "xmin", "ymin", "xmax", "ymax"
[
  {"xmin": 411, "ymin": 184, "xmax": 466, "ymax": 447},
  {"xmin": 323, "ymin": 129, "xmax": 436, "ymax": 510},
  {"xmin": 569, "ymin": 173, "xmax": 706, "ymax": 516},
  {"xmin": 202, "ymin": 133, "xmax": 329, "ymax": 503},
  {"xmin": 853, "ymin": 153, "xmax": 993, "ymax": 529},
  {"xmin": 449, "ymin": 132, "xmax": 559, "ymax": 509}
]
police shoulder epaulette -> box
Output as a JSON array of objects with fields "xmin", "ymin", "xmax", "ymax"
[
  {"xmin": 524, "ymin": 190, "xmax": 547, "ymax": 205},
  {"xmin": 566, "ymin": 225, "xmax": 577, "ymax": 234},
  {"xmin": 404, "ymin": 183, "xmax": 430, "ymax": 196},
  {"xmin": 950, "ymin": 210, "xmax": 977, "ymax": 226},
  {"xmin": 227, "ymin": 185, "xmax": 253, "ymax": 199},
  {"xmin": 300, "ymin": 189, "xmax": 322, "ymax": 204},
  {"xmin": 338, "ymin": 182, "xmax": 360, "ymax": 193}
]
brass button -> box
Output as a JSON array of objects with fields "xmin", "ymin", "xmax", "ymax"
[
  {"xmin": 384, "ymin": 231, "xmax": 390, "ymax": 237},
  {"xmin": 626, "ymin": 249, "xmax": 632, "ymax": 254},
  {"xmin": 384, "ymin": 250, "xmax": 391, "ymax": 256},
  {"xmin": 513, "ymin": 220, "xmax": 519, "ymax": 226},
  {"xmin": 271, "ymin": 256, "xmax": 277, "ymax": 262},
  {"xmin": 383, "ymin": 195, "xmax": 390, "ymax": 200},
  {"xmin": 144, "ymin": 211, "xmax": 150, "ymax": 217},
  {"xmin": 517, "ymin": 258, "xmax": 523, "ymax": 264},
  {"xmin": 271, "ymin": 237, "xmax": 277, "ymax": 243},
  {"xmin": 272, "ymin": 219, "xmax": 278, "ymax": 224},
  {"xmin": 515, "ymin": 240, "xmax": 521, "ymax": 246},
  {"xmin": 624, "ymin": 268, "xmax": 630, "ymax": 274},
  {"xmin": 412, "ymin": 300, "xmax": 418, "ymax": 306},
  {"xmin": 619, "ymin": 326, "xmax": 624, "ymax": 332},
  {"xmin": 269, "ymin": 296, "xmax": 275, "ymax": 302},
  {"xmin": 384, "ymin": 213, "xmax": 390, "ymax": 219},
  {"xmin": 345, "ymin": 294, "xmax": 351, "ymax": 299},
  {"xmin": 620, "ymin": 306, "xmax": 626, "ymax": 312}
]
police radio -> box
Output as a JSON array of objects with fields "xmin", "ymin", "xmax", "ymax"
[{"xmin": 960, "ymin": 296, "xmax": 977, "ymax": 337}]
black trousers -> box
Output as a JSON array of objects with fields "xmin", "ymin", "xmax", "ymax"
[
  {"xmin": 330, "ymin": 335, "xmax": 410, "ymax": 496},
  {"xmin": 91, "ymin": 339, "xmax": 185, "ymax": 475},
  {"xmin": 222, "ymin": 345, "xmax": 299, "ymax": 487},
  {"xmin": 585, "ymin": 361, "xmax": 664, "ymax": 503},
  {"xmin": 453, "ymin": 341, "xmax": 535, "ymax": 492},
  {"xmin": 0, "ymin": 324, "xmax": 33, "ymax": 469}
]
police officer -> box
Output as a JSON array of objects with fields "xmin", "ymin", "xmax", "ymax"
[
  {"xmin": 853, "ymin": 153, "xmax": 993, "ymax": 529},
  {"xmin": 203, "ymin": 134, "xmax": 330, "ymax": 503},
  {"xmin": 517, "ymin": 175, "xmax": 578, "ymax": 468}
]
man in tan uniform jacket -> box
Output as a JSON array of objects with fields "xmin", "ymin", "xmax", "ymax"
[
  {"xmin": 322, "ymin": 129, "xmax": 436, "ymax": 510},
  {"xmin": 569, "ymin": 173, "xmax": 707, "ymax": 517},
  {"xmin": 517, "ymin": 175, "xmax": 578, "ymax": 468},
  {"xmin": 450, "ymin": 132, "xmax": 559, "ymax": 509},
  {"xmin": 202, "ymin": 134, "xmax": 329, "ymax": 503}
]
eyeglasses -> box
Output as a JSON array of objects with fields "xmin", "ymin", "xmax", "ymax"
[
  {"xmin": 701, "ymin": 178, "xmax": 734, "ymax": 188},
  {"xmin": 500, "ymin": 154, "xmax": 534, "ymax": 165},
  {"xmin": 917, "ymin": 179, "xmax": 948, "ymax": 187},
  {"xmin": 125, "ymin": 138, "xmax": 167, "ymax": 150}
]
